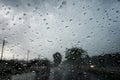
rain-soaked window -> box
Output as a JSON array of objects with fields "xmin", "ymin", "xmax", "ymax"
[{"xmin": 0, "ymin": 0, "xmax": 120, "ymax": 80}]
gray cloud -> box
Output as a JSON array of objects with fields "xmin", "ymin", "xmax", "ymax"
[{"xmin": 0, "ymin": 0, "xmax": 120, "ymax": 60}]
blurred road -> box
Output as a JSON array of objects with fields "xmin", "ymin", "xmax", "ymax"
[
  {"xmin": 49, "ymin": 67, "xmax": 109, "ymax": 80},
  {"xmin": 11, "ymin": 67, "xmax": 109, "ymax": 80}
]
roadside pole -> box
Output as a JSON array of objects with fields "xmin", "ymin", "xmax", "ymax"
[{"xmin": 0, "ymin": 40, "xmax": 5, "ymax": 60}]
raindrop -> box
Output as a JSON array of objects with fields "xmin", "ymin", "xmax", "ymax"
[
  {"xmin": 35, "ymin": 7, "xmax": 38, "ymax": 10},
  {"xmin": 24, "ymin": 32, "xmax": 27, "ymax": 34},
  {"xmin": 89, "ymin": 18, "xmax": 93, "ymax": 20},
  {"xmin": 73, "ymin": 3, "xmax": 75, "ymax": 6},
  {"xmin": 59, "ymin": 5, "xmax": 63, "ymax": 9},
  {"xmin": 4, "ymin": 8, "xmax": 7, "ymax": 10},
  {"xmin": 96, "ymin": 21, "xmax": 99, "ymax": 23},
  {"xmin": 86, "ymin": 36, "xmax": 91, "ymax": 38},
  {"xmin": 6, "ymin": 11, "xmax": 10, "ymax": 15},
  {"xmin": 69, "ymin": 19, "xmax": 73, "ymax": 22},
  {"xmin": 13, "ymin": 23, "xmax": 16, "ymax": 26},
  {"xmin": 47, "ymin": 27, "xmax": 50, "ymax": 29},
  {"xmin": 71, "ymin": 69, "xmax": 74, "ymax": 72},
  {"xmin": 8, "ymin": 28, "xmax": 11, "ymax": 30},
  {"xmin": 46, "ymin": 13, "xmax": 49, "ymax": 15},
  {"xmin": 62, "ymin": 1, "xmax": 67, "ymax": 5},
  {"xmin": 5, "ymin": 63, "xmax": 8, "ymax": 65},
  {"xmin": 116, "ymin": 10, "xmax": 119, "ymax": 13},
  {"xmin": 112, "ymin": 8, "xmax": 115, "ymax": 10},
  {"xmin": 107, "ymin": 39, "xmax": 111, "ymax": 42},
  {"xmin": 27, "ymin": 3, "xmax": 31, "ymax": 7},
  {"xmin": 2, "ymin": 5, "xmax": 4, "ymax": 7},
  {"xmin": 77, "ymin": 41, "xmax": 80, "ymax": 43},
  {"xmin": 65, "ymin": 26, "xmax": 69, "ymax": 28},
  {"xmin": 23, "ymin": 13, "xmax": 27, "ymax": 16},
  {"xmin": 12, "ymin": 33, "xmax": 15, "ymax": 35},
  {"xmin": 83, "ymin": 7, "xmax": 85, "ymax": 9},
  {"xmin": 78, "ymin": 23, "xmax": 81, "ymax": 25},
  {"xmin": 84, "ymin": 12, "xmax": 86, "ymax": 15},
  {"xmin": 109, "ymin": 19, "xmax": 112, "ymax": 21},
  {"xmin": 36, "ymin": 38, "xmax": 39, "ymax": 39},
  {"xmin": 113, "ymin": 20, "xmax": 117, "ymax": 22},
  {"xmin": 118, "ymin": 0, "xmax": 120, "ymax": 2},
  {"xmin": 61, "ymin": 20, "xmax": 64, "ymax": 22},
  {"xmin": 39, "ymin": 45, "xmax": 42, "ymax": 46},
  {"xmin": 105, "ymin": 10, "xmax": 107, "ymax": 12},
  {"xmin": 36, "ymin": 32, "xmax": 39, "ymax": 34},
  {"xmin": 19, "ymin": 17, "xmax": 22, "ymax": 20},
  {"xmin": 6, "ymin": 23, "xmax": 8, "ymax": 25},
  {"xmin": 28, "ymin": 26, "xmax": 31, "ymax": 28},
  {"xmin": 45, "ymin": 23, "xmax": 48, "ymax": 25},
  {"xmin": 43, "ymin": 18, "xmax": 46, "ymax": 21},
  {"xmin": 91, "ymin": 32, "xmax": 93, "ymax": 34},
  {"xmin": 108, "ymin": 23, "xmax": 111, "ymax": 25},
  {"xmin": 16, "ymin": 4, "xmax": 19, "ymax": 7},
  {"xmin": 101, "ymin": 26, "xmax": 104, "ymax": 28},
  {"xmin": 30, "ymin": 39, "xmax": 34, "ymax": 42},
  {"xmin": 116, "ymin": 16, "xmax": 119, "ymax": 18},
  {"xmin": 102, "ymin": 17, "xmax": 105, "ymax": 19},
  {"xmin": 72, "ymin": 34, "xmax": 76, "ymax": 36},
  {"xmin": 8, "ymin": 7, "xmax": 11, "ymax": 10},
  {"xmin": 97, "ymin": 8, "xmax": 100, "ymax": 11},
  {"xmin": 40, "ymin": 14, "xmax": 43, "ymax": 17},
  {"xmin": 47, "ymin": 40, "xmax": 52, "ymax": 42},
  {"xmin": 1, "ymin": 28, "xmax": 5, "ymax": 31}
]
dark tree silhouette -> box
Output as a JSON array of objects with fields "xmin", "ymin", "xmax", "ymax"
[
  {"xmin": 53, "ymin": 52, "xmax": 62, "ymax": 67},
  {"xmin": 64, "ymin": 47, "xmax": 87, "ymax": 80},
  {"xmin": 65, "ymin": 47, "xmax": 87, "ymax": 64},
  {"xmin": 91, "ymin": 52, "xmax": 120, "ymax": 67}
]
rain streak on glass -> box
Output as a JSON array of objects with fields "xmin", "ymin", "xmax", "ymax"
[{"xmin": 0, "ymin": 0, "xmax": 120, "ymax": 80}]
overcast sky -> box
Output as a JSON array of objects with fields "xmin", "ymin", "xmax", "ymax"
[{"xmin": 0, "ymin": 0, "xmax": 120, "ymax": 60}]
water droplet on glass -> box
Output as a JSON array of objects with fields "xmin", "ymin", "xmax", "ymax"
[{"xmin": 27, "ymin": 3, "xmax": 31, "ymax": 7}]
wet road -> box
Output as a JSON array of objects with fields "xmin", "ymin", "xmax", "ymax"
[
  {"xmin": 11, "ymin": 67, "xmax": 109, "ymax": 80},
  {"xmin": 49, "ymin": 67, "xmax": 109, "ymax": 80}
]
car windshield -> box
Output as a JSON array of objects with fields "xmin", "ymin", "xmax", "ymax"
[{"xmin": 0, "ymin": 0, "xmax": 120, "ymax": 80}]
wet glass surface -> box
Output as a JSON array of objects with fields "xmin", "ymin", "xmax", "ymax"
[{"xmin": 0, "ymin": 0, "xmax": 120, "ymax": 80}]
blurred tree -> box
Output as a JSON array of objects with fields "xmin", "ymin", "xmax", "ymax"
[
  {"xmin": 64, "ymin": 47, "xmax": 87, "ymax": 80},
  {"xmin": 53, "ymin": 52, "xmax": 62, "ymax": 67},
  {"xmin": 65, "ymin": 47, "xmax": 87, "ymax": 65},
  {"xmin": 90, "ymin": 52, "xmax": 120, "ymax": 67}
]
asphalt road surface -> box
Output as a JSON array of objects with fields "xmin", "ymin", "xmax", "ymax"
[
  {"xmin": 49, "ymin": 67, "xmax": 109, "ymax": 80},
  {"xmin": 11, "ymin": 67, "xmax": 109, "ymax": 80}
]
